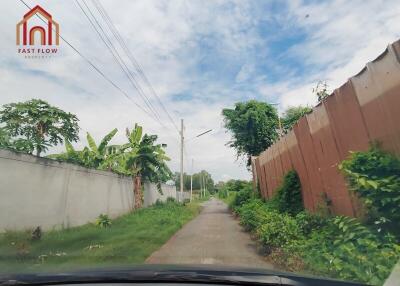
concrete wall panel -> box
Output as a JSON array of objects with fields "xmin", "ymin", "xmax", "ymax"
[{"xmin": 0, "ymin": 149, "xmax": 134, "ymax": 231}]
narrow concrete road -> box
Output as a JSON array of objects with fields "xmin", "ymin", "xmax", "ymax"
[{"xmin": 146, "ymin": 198, "xmax": 274, "ymax": 269}]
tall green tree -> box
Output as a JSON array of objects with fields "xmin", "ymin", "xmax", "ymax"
[
  {"xmin": 222, "ymin": 100, "xmax": 279, "ymax": 166},
  {"xmin": 0, "ymin": 99, "xmax": 79, "ymax": 156},
  {"xmin": 115, "ymin": 124, "xmax": 172, "ymax": 208},
  {"xmin": 281, "ymin": 106, "xmax": 312, "ymax": 132},
  {"xmin": 0, "ymin": 127, "xmax": 11, "ymax": 149}
]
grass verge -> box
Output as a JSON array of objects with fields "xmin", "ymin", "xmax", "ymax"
[
  {"xmin": 0, "ymin": 200, "xmax": 201, "ymax": 274},
  {"xmin": 219, "ymin": 192, "xmax": 235, "ymax": 206}
]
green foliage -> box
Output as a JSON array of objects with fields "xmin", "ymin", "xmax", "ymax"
[
  {"xmin": 232, "ymin": 180, "xmax": 400, "ymax": 285},
  {"xmin": 218, "ymin": 179, "xmax": 252, "ymax": 202},
  {"xmin": 281, "ymin": 106, "xmax": 312, "ymax": 132},
  {"xmin": 166, "ymin": 197, "xmax": 176, "ymax": 203},
  {"xmin": 218, "ymin": 188, "xmax": 228, "ymax": 199},
  {"xmin": 0, "ymin": 201, "xmax": 200, "ymax": 273},
  {"xmin": 0, "ymin": 127, "xmax": 36, "ymax": 154},
  {"xmin": 0, "ymin": 127, "xmax": 11, "ymax": 148},
  {"xmin": 0, "ymin": 99, "xmax": 79, "ymax": 156},
  {"xmin": 222, "ymin": 100, "xmax": 279, "ymax": 166},
  {"xmin": 118, "ymin": 124, "xmax": 172, "ymax": 183},
  {"xmin": 231, "ymin": 184, "xmax": 254, "ymax": 209},
  {"xmin": 297, "ymin": 216, "xmax": 400, "ymax": 285},
  {"xmin": 271, "ymin": 170, "xmax": 304, "ymax": 215},
  {"xmin": 294, "ymin": 211, "xmax": 327, "ymax": 235},
  {"xmin": 257, "ymin": 211, "xmax": 301, "ymax": 250},
  {"xmin": 174, "ymin": 170, "xmax": 214, "ymax": 193},
  {"xmin": 95, "ymin": 214, "xmax": 112, "ymax": 228},
  {"xmin": 48, "ymin": 129, "xmax": 118, "ymax": 169},
  {"xmin": 236, "ymin": 199, "xmax": 269, "ymax": 230},
  {"xmin": 49, "ymin": 124, "xmax": 172, "ymax": 188},
  {"xmin": 339, "ymin": 146, "xmax": 400, "ymax": 234},
  {"xmin": 223, "ymin": 179, "xmax": 252, "ymax": 193},
  {"xmin": 313, "ymin": 81, "xmax": 330, "ymax": 102}
]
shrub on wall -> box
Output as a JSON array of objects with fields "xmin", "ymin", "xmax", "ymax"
[
  {"xmin": 231, "ymin": 160, "xmax": 400, "ymax": 284},
  {"xmin": 231, "ymin": 184, "xmax": 253, "ymax": 210},
  {"xmin": 339, "ymin": 145, "xmax": 400, "ymax": 235},
  {"xmin": 271, "ymin": 170, "xmax": 304, "ymax": 215}
]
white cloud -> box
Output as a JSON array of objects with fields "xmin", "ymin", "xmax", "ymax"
[{"xmin": 1, "ymin": 0, "xmax": 399, "ymax": 183}]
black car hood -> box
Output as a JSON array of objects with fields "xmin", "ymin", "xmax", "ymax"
[{"xmin": 0, "ymin": 264, "xmax": 365, "ymax": 286}]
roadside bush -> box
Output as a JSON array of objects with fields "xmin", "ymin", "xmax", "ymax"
[
  {"xmin": 218, "ymin": 188, "xmax": 228, "ymax": 199},
  {"xmin": 224, "ymin": 180, "xmax": 252, "ymax": 193},
  {"xmin": 231, "ymin": 184, "xmax": 253, "ymax": 209},
  {"xmin": 236, "ymin": 199, "xmax": 267, "ymax": 231},
  {"xmin": 297, "ymin": 216, "xmax": 400, "ymax": 285},
  {"xmin": 295, "ymin": 211, "xmax": 327, "ymax": 235},
  {"xmin": 154, "ymin": 199, "xmax": 165, "ymax": 206},
  {"xmin": 271, "ymin": 170, "xmax": 304, "ymax": 215},
  {"xmin": 229, "ymin": 151, "xmax": 400, "ymax": 285},
  {"xmin": 166, "ymin": 197, "xmax": 176, "ymax": 203},
  {"xmin": 256, "ymin": 211, "xmax": 301, "ymax": 251},
  {"xmin": 340, "ymin": 145, "xmax": 400, "ymax": 235},
  {"xmin": 233, "ymin": 186, "xmax": 400, "ymax": 284},
  {"xmin": 95, "ymin": 214, "xmax": 112, "ymax": 228}
]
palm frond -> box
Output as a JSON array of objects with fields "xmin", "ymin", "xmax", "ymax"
[
  {"xmin": 86, "ymin": 132, "xmax": 98, "ymax": 153},
  {"xmin": 98, "ymin": 128, "xmax": 117, "ymax": 154}
]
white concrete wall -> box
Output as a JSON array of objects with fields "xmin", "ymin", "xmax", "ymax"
[
  {"xmin": 176, "ymin": 191, "xmax": 191, "ymax": 202},
  {"xmin": 0, "ymin": 149, "xmax": 134, "ymax": 231},
  {"xmin": 143, "ymin": 181, "xmax": 177, "ymax": 207}
]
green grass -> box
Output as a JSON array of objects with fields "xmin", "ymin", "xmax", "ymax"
[
  {"xmin": 0, "ymin": 201, "xmax": 201, "ymax": 274},
  {"xmin": 219, "ymin": 192, "xmax": 236, "ymax": 206}
]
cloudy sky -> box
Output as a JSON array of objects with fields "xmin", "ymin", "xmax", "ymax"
[{"xmin": 1, "ymin": 0, "xmax": 399, "ymax": 182}]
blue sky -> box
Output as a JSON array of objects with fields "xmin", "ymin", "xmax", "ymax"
[{"xmin": 1, "ymin": 0, "xmax": 400, "ymax": 181}]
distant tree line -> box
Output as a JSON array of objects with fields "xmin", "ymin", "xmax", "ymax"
[{"xmin": 174, "ymin": 170, "xmax": 215, "ymax": 193}]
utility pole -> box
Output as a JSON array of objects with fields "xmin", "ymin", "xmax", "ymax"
[
  {"xmin": 180, "ymin": 119, "xmax": 184, "ymax": 202},
  {"xmin": 202, "ymin": 174, "xmax": 206, "ymax": 197},
  {"xmin": 190, "ymin": 159, "xmax": 193, "ymax": 202},
  {"xmin": 205, "ymin": 175, "xmax": 208, "ymax": 195},
  {"xmin": 200, "ymin": 173, "xmax": 203, "ymax": 198},
  {"xmin": 182, "ymin": 127, "xmax": 212, "ymax": 201}
]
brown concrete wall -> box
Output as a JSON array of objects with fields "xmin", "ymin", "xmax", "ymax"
[{"xmin": 254, "ymin": 39, "xmax": 400, "ymax": 216}]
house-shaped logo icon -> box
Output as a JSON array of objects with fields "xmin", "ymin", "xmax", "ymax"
[{"xmin": 16, "ymin": 5, "xmax": 59, "ymax": 46}]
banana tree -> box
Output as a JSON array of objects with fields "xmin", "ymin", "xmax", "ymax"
[
  {"xmin": 115, "ymin": 124, "xmax": 172, "ymax": 209},
  {"xmin": 48, "ymin": 128, "xmax": 118, "ymax": 169},
  {"xmin": 84, "ymin": 128, "xmax": 118, "ymax": 168}
]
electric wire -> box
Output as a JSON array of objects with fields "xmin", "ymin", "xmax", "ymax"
[
  {"xmin": 75, "ymin": 0, "xmax": 167, "ymax": 128},
  {"xmin": 92, "ymin": 0, "xmax": 180, "ymax": 134},
  {"xmin": 80, "ymin": 0, "xmax": 164, "ymax": 126},
  {"xmin": 17, "ymin": 0, "xmax": 166, "ymax": 130}
]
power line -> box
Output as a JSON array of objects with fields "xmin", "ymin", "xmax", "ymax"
[
  {"xmin": 81, "ymin": 0, "xmax": 165, "ymax": 126},
  {"xmin": 17, "ymin": 0, "xmax": 166, "ymax": 129},
  {"xmin": 92, "ymin": 0, "xmax": 180, "ymax": 134},
  {"xmin": 75, "ymin": 0, "xmax": 166, "ymax": 128},
  {"xmin": 80, "ymin": 0, "xmax": 162, "ymax": 123},
  {"xmin": 92, "ymin": 0, "xmax": 176, "ymax": 128}
]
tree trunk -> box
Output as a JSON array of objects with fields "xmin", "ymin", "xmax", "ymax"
[
  {"xmin": 35, "ymin": 122, "xmax": 45, "ymax": 157},
  {"xmin": 133, "ymin": 175, "xmax": 142, "ymax": 209}
]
